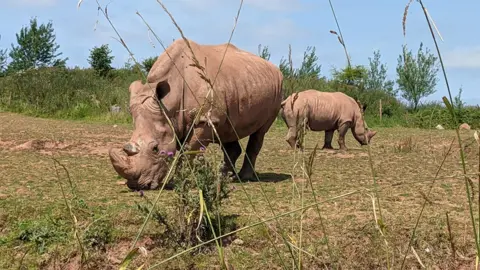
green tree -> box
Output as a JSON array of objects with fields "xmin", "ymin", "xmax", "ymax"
[
  {"xmin": 88, "ymin": 44, "xmax": 114, "ymax": 77},
  {"xmin": 142, "ymin": 56, "xmax": 157, "ymax": 73},
  {"xmin": 8, "ymin": 17, "xmax": 67, "ymax": 73},
  {"xmin": 332, "ymin": 65, "xmax": 368, "ymax": 89},
  {"xmin": 257, "ymin": 44, "xmax": 271, "ymax": 61},
  {"xmin": 296, "ymin": 46, "xmax": 321, "ymax": 79},
  {"xmin": 279, "ymin": 45, "xmax": 321, "ymax": 79},
  {"xmin": 0, "ymin": 45, "xmax": 7, "ymax": 76},
  {"xmin": 365, "ymin": 50, "xmax": 395, "ymax": 96},
  {"xmin": 396, "ymin": 43, "xmax": 439, "ymax": 111}
]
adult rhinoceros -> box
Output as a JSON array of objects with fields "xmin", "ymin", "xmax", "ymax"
[{"xmin": 109, "ymin": 39, "xmax": 284, "ymax": 190}]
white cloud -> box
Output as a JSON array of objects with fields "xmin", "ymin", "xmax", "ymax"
[
  {"xmin": 7, "ymin": 0, "xmax": 57, "ymax": 7},
  {"xmin": 444, "ymin": 46, "xmax": 480, "ymax": 68}
]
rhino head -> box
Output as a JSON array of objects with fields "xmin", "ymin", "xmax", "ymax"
[
  {"xmin": 352, "ymin": 120, "xmax": 377, "ymax": 146},
  {"xmin": 353, "ymin": 100, "xmax": 377, "ymax": 145},
  {"xmin": 109, "ymin": 80, "xmax": 177, "ymax": 190}
]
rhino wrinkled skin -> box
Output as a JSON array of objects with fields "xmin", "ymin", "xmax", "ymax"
[
  {"xmin": 279, "ymin": 90, "xmax": 377, "ymax": 150},
  {"xmin": 109, "ymin": 39, "xmax": 284, "ymax": 190}
]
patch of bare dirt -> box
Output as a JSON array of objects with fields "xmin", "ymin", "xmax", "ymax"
[
  {"xmin": 334, "ymin": 152, "xmax": 355, "ymax": 158},
  {"xmin": 12, "ymin": 139, "xmax": 73, "ymax": 151},
  {"xmin": 106, "ymin": 237, "xmax": 154, "ymax": 266},
  {"xmin": 6, "ymin": 139, "xmax": 123, "ymax": 157}
]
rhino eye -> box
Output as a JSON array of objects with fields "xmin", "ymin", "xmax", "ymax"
[{"xmin": 152, "ymin": 146, "xmax": 159, "ymax": 153}]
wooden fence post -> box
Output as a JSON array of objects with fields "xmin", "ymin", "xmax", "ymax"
[{"xmin": 379, "ymin": 99, "xmax": 383, "ymax": 122}]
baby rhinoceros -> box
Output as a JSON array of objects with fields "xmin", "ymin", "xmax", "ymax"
[{"xmin": 279, "ymin": 90, "xmax": 377, "ymax": 150}]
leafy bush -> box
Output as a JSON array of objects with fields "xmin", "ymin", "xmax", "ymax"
[
  {"xmin": 0, "ymin": 67, "xmax": 140, "ymax": 122},
  {"xmin": 16, "ymin": 217, "xmax": 69, "ymax": 254},
  {"xmin": 136, "ymin": 149, "xmax": 234, "ymax": 250}
]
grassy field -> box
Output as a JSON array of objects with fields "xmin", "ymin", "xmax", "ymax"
[{"xmin": 0, "ymin": 112, "xmax": 479, "ymax": 269}]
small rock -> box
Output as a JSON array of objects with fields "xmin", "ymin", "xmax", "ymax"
[
  {"xmin": 459, "ymin": 123, "xmax": 471, "ymax": 130},
  {"xmin": 436, "ymin": 124, "xmax": 444, "ymax": 130},
  {"xmin": 116, "ymin": 181, "xmax": 126, "ymax": 185},
  {"xmin": 233, "ymin": 238, "xmax": 244, "ymax": 245},
  {"xmin": 113, "ymin": 124, "xmax": 118, "ymax": 128},
  {"xmin": 110, "ymin": 105, "xmax": 121, "ymax": 114}
]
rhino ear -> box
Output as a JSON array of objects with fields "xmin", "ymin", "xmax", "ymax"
[
  {"xmin": 155, "ymin": 80, "xmax": 170, "ymax": 100},
  {"xmin": 280, "ymin": 99, "xmax": 287, "ymax": 108}
]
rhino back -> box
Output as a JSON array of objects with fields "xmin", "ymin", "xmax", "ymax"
[
  {"xmin": 300, "ymin": 90, "xmax": 359, "ymax": 131},
  {"xmin": 148, "ymin": 39, "xmax": 283, "ymax": 141}
]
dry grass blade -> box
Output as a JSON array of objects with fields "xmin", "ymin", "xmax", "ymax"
[
  {"xmin": 410, "ymin": 246, "xmax": 425, "ymax": 268},
  {"xmin": 147, "ymin": 190, "xmax": 361, "ymax": 269},
  {"xmin": 403, "ymin": 0, "xmax": 414, "ymax": 37},
  {"xmin": 52, "ymin": 158, "xmax": 86, "ymax": 265},
  {"xmin": 418, "ymin": 0, "xmax": 480, "ymax": 261},
  {"xmin": 424, "ymin": 7, "xmax": 444, "ymax": 41},
  {"xmin": 446, "ymin": 212, "xmax": 456, "ymax": 261},
  {"xmin": 399, "ymin": 137, "xmax": 455, "ymax": 269}
]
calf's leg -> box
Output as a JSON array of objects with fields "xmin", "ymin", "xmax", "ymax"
[{"xmin": 337, "ymin": 122, "xmax": 352, "ymax": 151}]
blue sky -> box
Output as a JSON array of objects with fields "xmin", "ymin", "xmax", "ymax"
[{"xmin": 1, "ymin": 0, "xmax": 479, "ymax": 105}]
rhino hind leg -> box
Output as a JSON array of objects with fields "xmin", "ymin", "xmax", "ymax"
[
  {"xmin": 322, "ymin": 130, "xmax": 335, "ymax": 150},
  {"xmin": 220, "ymin": 141, "xmax": 242, "ymax": 177},
  {"xmin": 337, "ymin": 122, "xmax": 352, "ymax": 151}
]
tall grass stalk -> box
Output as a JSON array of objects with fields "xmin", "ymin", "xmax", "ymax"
[
  {"xmin": 360, "ymin": 103, "xmax": 390, "ymax": 267},
  {"xmin": 327, "ymin": 0, "xmax": 387, "ymax": 265},
  {"xmin": 154, "ymin": 1, "xmax": 306, "ymax": 263},
  {"xmin": 416, "ymin": 0, "xmax": 480, "ymax": 258},
  {"xmin": 327, "ymin": 0, "xmax": 351, "ymax": 68},
  {"xmin": 399, "ymin": 137, "xmax": 455, "ymax": 268},
  {"xmin": 52, "ymin": 158, "xmax": 86, "ymax": 264},
  {"xmin": 288, "ymin": 105, "xmax": 336, "ymax": 267},
  {"xmin": 136, "ymin": 1, "xmax": 295, "ymax": 266},
  {"xmin": 199, "ymin": 189, "xmax": 226, "ymax": 268},
  {"xmin": 90, "ymin": 3, "xmax": 189, "ymax": 256},
  {"xmin": 147, "ymin": 190, "xmax": 361, "ymax": 269}
]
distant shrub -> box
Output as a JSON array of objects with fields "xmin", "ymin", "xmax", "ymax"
[{"xmin": 0, "ymin": 67, "xmax": 140, "ymax": 122}]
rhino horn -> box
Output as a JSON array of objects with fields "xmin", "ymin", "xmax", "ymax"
[{"xmin": 123, "ymin": 142, "xmax": 139, "ymax": 156}]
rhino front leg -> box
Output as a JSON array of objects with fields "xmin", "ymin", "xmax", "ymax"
[
  {"xmin": 337, "ymin": 122, "xmax": 351, "ymax": 151},
  {"xmin": 322, "ymin": 130, "xmax": 335, "ymax": 150},
  {"xmin": 237, "ymin": 131, "xmax": 266, "ymax": 181},
  {"xmin": 220, "ymin": 141, "xmax": 242, "ymax": 177}
]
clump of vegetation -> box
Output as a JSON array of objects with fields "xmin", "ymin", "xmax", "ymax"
[
  {"xmin": 394, "ymin": 136, "xmax": 417, "ymax": 153},
  {"xmin": 16, "ymin": 217, "xmax": 69, "ymax": 254},
  {"xmin": 136, "ymin": 149, "xmax": 235, "ymax": 250},
  {"xmin": 82, "ymin": 217, "xmax": 114, "ymax": 251},
  {"xmin": 88, "ymin": 44, "xmax": 114, "ymax": 78}
]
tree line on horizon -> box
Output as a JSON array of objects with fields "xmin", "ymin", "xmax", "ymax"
[{"xmin": 0, "ymin": 17, "xmax": 476, "ymax": 128}]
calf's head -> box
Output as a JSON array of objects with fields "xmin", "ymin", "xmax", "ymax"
[
  {"xmin": 109, "ymin": 80, "xmax": 176, "ymax": 190},
  {"xmin": 279, "ymin": 97, "xmax": 305, "ymax": 150}
]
